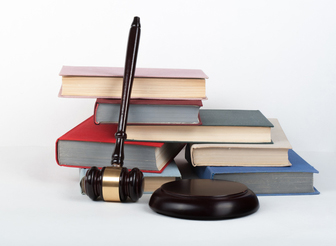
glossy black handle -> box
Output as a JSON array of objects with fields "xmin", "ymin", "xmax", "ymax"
[{"xmin": 111, "ymin": 17, "xmax": 141, "ymax": 167}]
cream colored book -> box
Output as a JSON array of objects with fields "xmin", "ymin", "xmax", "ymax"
[
  {"xmin": 59, "ymin": 66, "xmax": 208, "ymax": 99},
  {"xmin": 188, "ymin": 118, "xmax": 292, "ymax": 167}
]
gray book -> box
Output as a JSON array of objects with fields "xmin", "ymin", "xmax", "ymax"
[
  {"xmin": 94, "ymin": 99, "xmax": 202, "ymax": 125},
  {"xmin": 126, "ymin": 109, "xmax": 274, "ymax": 143}
]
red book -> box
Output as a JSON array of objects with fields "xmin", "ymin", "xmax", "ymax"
[
  {"xmin": 55, "ymin": 116, "xmax": 185, "ymax": 173},
  {"xmin": 94, "ymin": 98, "xmax": 203, "ymax": 125}
]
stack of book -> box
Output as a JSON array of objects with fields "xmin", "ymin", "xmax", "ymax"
[
  {"xmin": 186, "ymin": 118, "xmax": 319, "ymax": 195},
  {"xmin": 56, "ymin": 66, "xmax": 208, "ymax": 193},
  {"xmin": 56, "ymin": 65, "xmax": 319, "ymax": 195}
]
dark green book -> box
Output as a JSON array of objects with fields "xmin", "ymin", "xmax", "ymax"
[{"xmin": 126, "ymin": 109, "xmax": 273, "ymax": 143}]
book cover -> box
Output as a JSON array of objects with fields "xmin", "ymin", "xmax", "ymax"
[
  {"xmin": 198, "ymin": 109, "xmax": 273, "ymax": 127},
  {"xmin": 126, "ymin": 109, "xmax": 273, "ymax": 143},
  {"xmin": 95, "ymin": 98, "xmax": 203, "ymax": 107},
  {"xmin": 60, "ymin": 66, "xmax": 209, "ymax": 79},
  {"xmin": 194, "ymin": 149, "xmax": 319, "ymax": 195},
  {"xmin": 56, "ymin": 116, "xmax": 184, "ymax": 172},
  {"xmin": 94, "ymin": 98, "xmax": 203, "ymax": 125}
]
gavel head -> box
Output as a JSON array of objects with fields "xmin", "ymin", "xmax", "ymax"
[{"xmin": 80, "ymin": 166, "xmax": 144, "ymax": 202}]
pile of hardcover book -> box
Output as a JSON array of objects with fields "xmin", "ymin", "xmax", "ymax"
[{"xmin": 56, "ymin": 66, "xmax": 319, "ymax": 195}]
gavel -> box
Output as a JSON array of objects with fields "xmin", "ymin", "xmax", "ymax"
[{"xmin": 80, "ymin": 17, "xmax": 144, "ymax": 202}]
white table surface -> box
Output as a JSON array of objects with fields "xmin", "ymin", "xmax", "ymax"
[{"xmin": 0, "ymin": 146, "xmax": 335, "ymax": 246}]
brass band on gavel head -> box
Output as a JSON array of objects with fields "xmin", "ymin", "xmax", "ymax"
[
  {"xmin": 80, "ymin": 165, "xmax": 144, "ymax": 202},
  {"xmin": 102, "ymin": 167, "xmax": 122, "ymax": 202}
]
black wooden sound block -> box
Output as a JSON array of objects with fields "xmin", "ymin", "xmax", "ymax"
[{"xmin": 149, "ymin": 179, "xmax": 259, "ymax": 220}]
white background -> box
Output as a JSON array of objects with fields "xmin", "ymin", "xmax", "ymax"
[
  {"xmin": 0, "ymin": 1, "xmax": 335, "ymax": 245},
  {"xmin": 1, "ymin": 0, "xmax": 335, "ymax": 152}
]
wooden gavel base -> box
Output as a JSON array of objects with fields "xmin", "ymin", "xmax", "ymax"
[{"xmin": 149, "ymin": 179, "xmax": 259, "ymax": 220}]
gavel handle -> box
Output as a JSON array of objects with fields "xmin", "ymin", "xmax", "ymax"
[{"xmin": 111, "ymin": 17, "xmax": 141, "ymax": 167}]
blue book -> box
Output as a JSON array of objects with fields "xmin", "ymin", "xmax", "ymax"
[{"xmin": 194, "ymin": 149, "xmax": 319, "ymax": 196}]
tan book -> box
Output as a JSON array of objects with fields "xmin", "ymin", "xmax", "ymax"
[
  {"xmin": 187, "ymin": 118, "xmax": 292, "ymax": 167},
  {"xmin": 59, "ymin": 66, "xmax": 208, "ymax": 99},
  {"xmin": 143, "ymin": 161, "xmax": 181, "ymax": 193}
]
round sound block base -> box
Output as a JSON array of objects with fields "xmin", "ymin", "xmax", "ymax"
[{"xmin": 149, "ymin": 179, "xmax": 259, "ymax": 220}]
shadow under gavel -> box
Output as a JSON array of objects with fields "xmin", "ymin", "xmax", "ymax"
[{"xmin": 80, "ymin": 17, "xmax": 144, "ymax": 202}]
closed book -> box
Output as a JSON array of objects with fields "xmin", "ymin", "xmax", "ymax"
[
  {"xmin": 94, "ymin": 98, "xmax": 202, "ymax": 125},
  {"xmin": 186, "ymin": 118, "xmax": 292, "ymax": 167},
  {"xmin": 56, "ymin": 116, "xmax": 185, "ymax": 173},
  {"xmin": 126, "ymin": 109, "xmax": 273, "ymax": 143},
  {"xmin": 59, "ymin": 66, "xmax": 208, "ymax": 99},
  {"xmin": 195, "ymin": 150, "xmax": 319, "ymax": 195},
  {"xmin": 142, "ymin": 160, "xmax": 182, "ymax": 193},
  {"xmin": 79, "ymin": 160, "xmax": 181, "ymax": 194}
]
